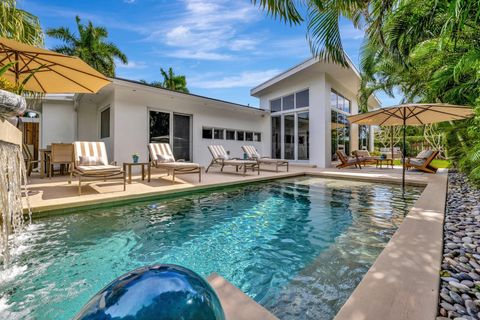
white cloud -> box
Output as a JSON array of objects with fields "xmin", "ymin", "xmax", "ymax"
[
  {"xmin": 163, "ymin": 50, "xmax": 233, "ymax": 61},
  {"xmin": 189, "ymin": 69, "xmax": 281, "ymax": 89},
  {"xmin": 117, "ymin": 60, "xmax": 147, "ymax": 69}
]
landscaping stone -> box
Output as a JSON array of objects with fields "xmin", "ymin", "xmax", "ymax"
[{"xmin": 438, "ymin": 172, "xmax": 480, "ymax": 320}]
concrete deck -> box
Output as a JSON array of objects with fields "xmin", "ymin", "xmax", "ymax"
[{"xmin": 22, "ymin": 165, "xmax": 445, "ymax": 320}]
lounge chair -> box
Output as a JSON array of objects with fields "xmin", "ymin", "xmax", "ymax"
[
  {"xmin": 242, "ymin": 145, "xmax": 289, "ymax": 172},
  {"xmin": 206, "ymin": 145, "xmax": 259, "ymax": 176},
  {"xmin": 353, "ymin": 149, "xmax": 377, "ymax": 166},
  {"xmin": 148, "ymin": 143, "xmax": 201, "ymax": 183},
  {"xmin": 72, "ymin": 141, "xmax": 126, "ymax": 195},
  {"xmin": 406, "ymin": 150, "xmax": 439, "ymax": 173},
  {"xmin": 336, "ymin": 150, "xmax": 362, "ymax": 169}
]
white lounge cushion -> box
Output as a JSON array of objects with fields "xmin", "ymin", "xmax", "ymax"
[
  {"xmin": 417, "ymin": 150, "xmax": 434, "ymax": 159},
  {"xmin": 76, "ymin": 164, "xmax": 122, "ymax": 173},
  {"xmin": 157, "ymin": 154, "xmax": 175, "ymax": 163},
  {"xmin": 154, "ymin": 162, "xmax": 199, "ymax": 169},
  {"xmin": 409, "ymin": 159, "xmax": 425, "ymax": 166},
  {"xmin": 256, "ymin": 158, "xmax": 287, "ymax": 164}
]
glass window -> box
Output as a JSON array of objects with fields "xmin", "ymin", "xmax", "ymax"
[
  {"xmin": 297, "ymin": 112, "xmax": 309, "ymax": 160},
  {"xmin": 226, "ymin": 130, "xmax": 235, "ymax": 140},
  {"xmin": 245, "ymin": 132, "xmax": 253, "ymax": 141},
  {"xmin": 296, "ymin": 89, "xmax": 309, "ymax": 108},
  {"xmin": 331, "ymin": 110, "xmax": 351, "ymax": 160},
  {"xmin": 236, "ymin": 131, "xmax": 244, "ymax": 141},
  {"xmin": 330, "ymin": 91, "xmax": 337, "ymax": 109},
  {"xmin": 100, "ymin": 107, "xmax": 110, "ymax": 139},
  {"xmin": 202, "ymin": 128, "xmax": 213, "ymax": 139},
  {"xmin": 270, "ymin": 99, "xmax": 281, "ymax": 112},
  {"xmin": 344, "ymin": 98, "xmax": 351, "ymax": 113},
  {"xmin": 284, "ymin": 114, "xmax": 295, "ymax": 159},
  {"xmin": 359, "ymin": 125, "xmax": 370, "ymax": 150},
  {"xmin": 214, "ymin": 128, "xmax": 224, "ymax": 139},
  {"xmin": 253, "ymin": 132, "xmax": 261, "ymax": 142},
  {"xmin": 173, "ymin": 114, "xmax": 191, "ymax": 161},
  {"xmin": 149, "ymin": 110, "xmax": 170, "ymax": 143},
  {"xmin": 272, "ymin": 116, "xmax": 281, "ymax": 159},
  {"xmin": 282, "ymin": 94, "xmax": 294, "ymax": 110}
]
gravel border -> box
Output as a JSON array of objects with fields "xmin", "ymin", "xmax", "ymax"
[{"xmin": 437, "ymin": 172, "xmax": 480, "ymax": 320}]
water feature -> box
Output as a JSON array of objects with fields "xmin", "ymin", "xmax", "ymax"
[{"xmin": 0, "ymin": 140, "xmax": 30, "ymax": 266}]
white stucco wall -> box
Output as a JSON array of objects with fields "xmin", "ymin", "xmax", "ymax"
[
  {"xmin": 112, "ymin": 85, "xmax": 270, "ymax": 168},
  {"xmin": 41, "ymin": 100, "xmax": 76, "ymax": 148}
]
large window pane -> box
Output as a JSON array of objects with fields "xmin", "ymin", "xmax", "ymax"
[
  {"xmin": 297, "ymin": 112, "xmax": 309, "ymax": 160},
  {"xmin": 100, "ymin": 107, "xmax": 110, "ymax": 139},
  {"xmin": 344, "ymin": 98, "xmax": 351, "ymax": 113},
  {"xmin": 296, "ymin": 89, "xmax": 309, "ymax": 108},
  {"xmin": 236, "ymin": 131, "xmax": 244, "ymax": 141},
  {"xmin": 282, "ymin": 94, "xmax": 294, "ymax": 110},
  {"xmin": 245, "ymin": 132, "xmax": 253, "ymax": 141},
  {"xmin": 272, "ymin": 116, "xmax": 281, "ymax": 159},
  {"xmin": 284, "ymin": 114, "xmax": 295, "ymax": 159},
  {"xmin": 173, "ymin": 114, "xmax": 191, "ymax": 161},
  {"xmin": 253, "ymin": 132, "xmax": 261, "ymax": 142},
  {"xmin": 270, "ymin": 98, "xmax": 281, "ymax": 112},
  {"xmin": 359, "ymin": 125, "xmax": 370, "ymax": 150},
  {"xmin": 330, "ymin": 91, "xmax": 337, "ymax": 109},
  {"xmin": 214, "ymin": 128, "xmax": 224, "ymax": 139},
  {"xmin": 202, "ymin": 128, "xmax": 212, "ymax": 139},
  {"xmin": 149, "ymin": 111, "xmax": 170, "ymax": 143}
]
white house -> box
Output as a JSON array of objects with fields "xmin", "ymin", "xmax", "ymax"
[{"xmin": 26, "ymin": 57, "xmax": 379, "ymax": 170}]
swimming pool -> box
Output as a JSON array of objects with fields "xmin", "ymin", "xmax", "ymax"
[{"xmin": 0, "ymin": 176, "xmax": 422, "ymax": 319}]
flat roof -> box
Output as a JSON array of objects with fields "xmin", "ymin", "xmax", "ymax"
[{"xmin": 113, "ymin": 77, "xmax": 266, "ymax": 113}]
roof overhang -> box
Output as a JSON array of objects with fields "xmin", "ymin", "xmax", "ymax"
[{"xmin": 250, "ymin": 55, "xmax": 382, "ymax": 109}]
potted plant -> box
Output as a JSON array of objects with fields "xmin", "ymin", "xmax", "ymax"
[{"xmin": 132, "ymin": 153, "xmax": 140, "ymax": 163}]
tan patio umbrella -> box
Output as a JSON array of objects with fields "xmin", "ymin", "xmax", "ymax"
[
  {"xmin": 0, "ymin": 37, "xmax": 110, "ymax": 93},
  {"xmin": 348, "ymin": 103, "xmax": 474, "ymax": 192}
]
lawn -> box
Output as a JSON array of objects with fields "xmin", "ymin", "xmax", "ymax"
[{"xmin": 392, "ymin": 159, "xmax": 451, "ymax": 168}]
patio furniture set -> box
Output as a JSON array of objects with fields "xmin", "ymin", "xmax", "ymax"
[
  {"xmin": 336, "ymin": 149, "xmax": 439, "ymax": 173},
  {"xmin": 24, "ymin": 141, "xmax": 289, "ymax": 195}
]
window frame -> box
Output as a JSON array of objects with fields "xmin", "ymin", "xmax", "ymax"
[
  {"xmin": 269, "ymin": 88, "xmax": 310, "ymax": 114},
  {"xmin": 99, "ymin": 106, "xmax": 110, "ymax": 139}
]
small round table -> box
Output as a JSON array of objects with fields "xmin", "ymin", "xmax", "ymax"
[
  {"xmin": 375, "ymin": 158, "xmax": 394, "ymax": 169},
  {"xmin": 123, "ymin": 162, "xmax": 151, "ymax": 184}
]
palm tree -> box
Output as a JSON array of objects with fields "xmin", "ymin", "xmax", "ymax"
[
  {"xmin": 46, "ymin": 16, "xmax": 128, "ymax": 77},
  {"xmin": 160, "ymin": 67, "xmax": 189, "ymax": 93},
  {"xmin": 0, "ymin": 0, "xmax": 43, "ymax": 45}
]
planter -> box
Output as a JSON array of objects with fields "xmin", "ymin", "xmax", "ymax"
[{"xmin": 0, "ymin": 89, "xmax": 26, "ymax": 119}]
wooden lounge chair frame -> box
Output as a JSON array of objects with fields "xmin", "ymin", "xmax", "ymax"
[
  {"xmin": 406, "ymin": 150, "xmax": 439, "ymax": 173},
  {"xmin": 353, "ymin": 150, "xmax": 377, "ymax": 166},
  {"xmin": 241, "ymin": 145, "xmax": 289, "ymax": 172},
  {"xmin": 72, "ymin": 141, "xmax": 126, "ymax": 195},
  {"xmin": 206, "ymin": 145, "xmax": 259, "ymax": 176},
  {"xmin": 148, "ymin": 143, "xmax": 201, "ymax": 183},
  {"xmin": 22, "ymin": 143, "xmax": 43, "ymax": 177},
  {"xmin": 336, "ymin": 150, "xmax": 362, "ymax": 169}
]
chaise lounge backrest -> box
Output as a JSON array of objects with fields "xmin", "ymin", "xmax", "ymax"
[
  {"xmin": 148, "ymin": 143, "xmax": 176, "ymax": 163},
  {"xmin": 208, "ymin": 145, "xmax": 229, "ymax": 160},
  {"xmin": 73, "ymin": 141, "xmax": 109, "ymax": 167},
  {"xmin": 242, "ymin": 145, "xmax": 260, "ymax": 159},
  {"xmin": 353, "ymin": 150, "xmax": 371, "ymax": 158}
]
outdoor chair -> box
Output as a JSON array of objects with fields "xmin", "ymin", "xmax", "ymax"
[
  {"xmin": 380, "ymin": 147, "xmax": 403, "ymax": 160},
  {"xmin": 336, "ymin": 150, "xmax": 362, "ymax": 169},
  {"xmin": 353, "ymin": 149, "xmax": 377, "ymax": 166},
  {"xmin": 406, "ymin": 150, "xmax": 439, "ymax": 173},
  {"xmin": 73, "ymin": 141, "xmax": 126, "ymax": 195},
  {"xmin": 22, "ymin": 143, "xmax": 43, "ymax": 177},
  {"xmin": 148, "ymin": 143, "xmax": 201, "ymax": 183},
  {"xmin": 206, "ymin": 145, "xmax": 259, "ymax": 176},
  {"xmin": 48, "ymin": 143, "xmax": 74, "ymax": 178},
  {"xmin": 242, "ymin": 145, "xmax": 289, "ymax": 172}
]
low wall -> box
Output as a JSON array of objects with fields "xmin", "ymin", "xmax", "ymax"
[{"xmin": 0, "ymin": 119, "xmax": 22, "ymax": 146}]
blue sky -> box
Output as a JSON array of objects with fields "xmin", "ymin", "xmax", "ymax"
[{"xmin": 19, "ymin": 0, "xmax": 399, "ymax": 107}]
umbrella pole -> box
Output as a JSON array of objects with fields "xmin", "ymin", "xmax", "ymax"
[
  {"xmin": 390, "ymin": 126, "xmax": 394, "ymax": 161},
  {"xmin": 402, "ymin": 117, "xmax": 406, "ymax": 196}
]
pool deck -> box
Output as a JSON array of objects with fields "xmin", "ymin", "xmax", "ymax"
[{"xmin": 22, "ymin": 164, "xmax": 446, "ymax": 320}]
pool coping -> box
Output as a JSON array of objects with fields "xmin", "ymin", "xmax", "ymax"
[{"xmin": 24, "ymin": 168, "xmax": 446, "ymax": 320}]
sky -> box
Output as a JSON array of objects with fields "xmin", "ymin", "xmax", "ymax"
[{"xmin": 19, "ymin": 0, "xmax": 400, "ymax": 107}]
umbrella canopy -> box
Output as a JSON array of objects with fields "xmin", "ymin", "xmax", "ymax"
[
  {"xmin": 348, "ymin": 103, "xmax": 474, "ymax": 193},
  {"xmin": 0, "ymin": 37, "xmax": 110, "ymax": 93},
  {"xmin": 348, "ymin": 103, "xmax": 473, "ymax": 126}
]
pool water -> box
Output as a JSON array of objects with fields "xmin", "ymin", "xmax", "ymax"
[{"xmin": 0, "ymin": 176, "xmax": 422, "ymax": 320}]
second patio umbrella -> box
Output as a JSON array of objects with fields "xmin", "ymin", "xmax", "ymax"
[{"xmin": 348, "ymin": 103, "xmax": 474, "ymax": 191}]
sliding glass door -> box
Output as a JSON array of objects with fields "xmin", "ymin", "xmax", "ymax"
[
  {"xmin": 284, "ymin": 114, "xmax": 295, "ymax": 160},
  {"xmin": 270, "ymin": 112, "xmax": 309, "ymax": 161},
  {"xmin": 149, "ymin": 110, "xmax": 192, "ymax": 161}
]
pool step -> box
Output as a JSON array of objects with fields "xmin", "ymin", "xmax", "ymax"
[{"xmin": 208, "ymin": 273, "xmax": 279, "ymax": 320}]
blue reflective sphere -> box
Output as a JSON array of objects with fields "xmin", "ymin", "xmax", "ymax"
[{"xmin": 74, "ymin": 264, "xmax": 225, "ymax": 320}]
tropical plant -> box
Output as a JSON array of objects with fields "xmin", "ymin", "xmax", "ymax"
[
  {"xmin": 46, "ymin": 16, "xmax": 128, "ymax": 77},
  {"xmin": 0, "ymin": 0, "xmax": 43, "ymax": 45},
  {"xmin": 140, "ymin": 68, "xmax": 189, "ymax": 93}
]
